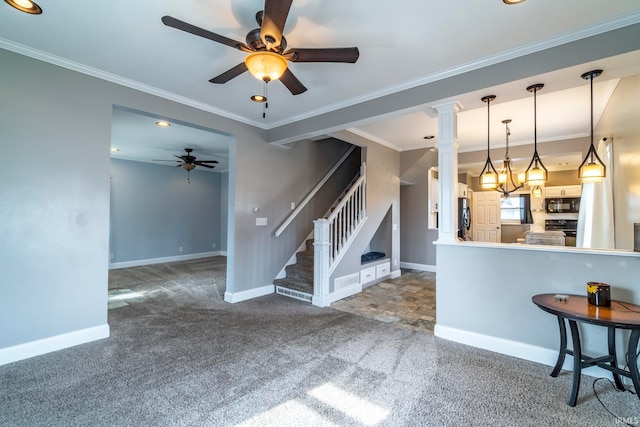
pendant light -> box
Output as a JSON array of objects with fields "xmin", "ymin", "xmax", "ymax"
[
  {"xmin": 578, "ymin": 69, "xmax": 606, "ymax": 182},
  {"xmin": 479, "ymin": 95, "xmax": 498, "ymax": 189},
  {"xmin": 496, "ymin": 119, "xmax": 525, "ymax": 198},
  {"xmin": 524, "ymin": 83, "xmax": 548, "ymax": 191}
]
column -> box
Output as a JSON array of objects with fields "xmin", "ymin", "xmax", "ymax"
[{"xmin": 433, "ymin": 101, "xmax": 461, "ymax": 244}]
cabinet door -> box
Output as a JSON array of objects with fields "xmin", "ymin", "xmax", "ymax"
[
  {"xmin": 545, "ymin": 187, "xmax": 563, "ymax": 197},
  {"xmin": 563, "ymin": 185, "xmax": 582, "ymax": 197}
]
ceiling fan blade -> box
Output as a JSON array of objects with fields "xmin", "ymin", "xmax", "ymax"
[
  {"xmin": 260, "ymin": 0, "xmax": 293, "ymax": 49},
  {"xmin": 284, "ymin": 47, "xmax": 360, "ymax": 63},
  {"xmin": 161, "ymin": 16, "xmax": 251, "ymax": 52},
  {"xmin": 209, "ymin": 63, "xmax": 248, "ymax": 84},
  {"xmin": 196, "ymin": 160, "xmax": 219, "ymax": 164},
  {"xmin": 194, "ymin": 162, "xmax": 215, "ymax": 169},
  {"xmin": 279, "ymin": 68, "xmax": 307, "ymax": 95}
]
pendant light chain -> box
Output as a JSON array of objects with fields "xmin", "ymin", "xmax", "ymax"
[{"xmin": 479, "ymin": 95, "xmax": 498, "ymax": 189}]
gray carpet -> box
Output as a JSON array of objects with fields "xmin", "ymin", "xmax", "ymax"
[{"xmin": 1, "ymin": 257, "xmax": 639, "ymax": 426}]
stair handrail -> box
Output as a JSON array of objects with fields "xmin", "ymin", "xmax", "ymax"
[
  {"xmin": 274, "ymin": 145, "xmax": 356, "ymax": 237},
  {"xmin": 327, "ymin": 172, "xmax": 365, "ymax": 222}
]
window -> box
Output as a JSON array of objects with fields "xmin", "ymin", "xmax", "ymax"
[
  {"xmin": 500, "ymin": 196, "xmax": 523, "ymax": 222},
  {"xmin": 500, "ymin": 194, "xmax": 533, "ymax": 224}
]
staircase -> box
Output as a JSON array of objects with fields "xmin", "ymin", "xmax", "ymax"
[
  {"xmin": 275, "ymin": 163, "xmax": 367, "ymax": 306},
  {"xmin": 274, "ymin": 239, "xmax": 315, "ymax": 302}
]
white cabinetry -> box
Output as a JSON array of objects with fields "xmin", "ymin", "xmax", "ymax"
[
  {"xmin": 376, "ymin": 261, "xmax": 390, "ymax": 278},
  {"xmin": 360, "ymin": 266, "xmax": 376, "ymax": 284},
  {"xmin": 545, "ymin": 185, "xmax": 581, "ymax": 198},
  {"xmin": 457, "ymin": 182, "xmax": 468, "ymax": 198}
]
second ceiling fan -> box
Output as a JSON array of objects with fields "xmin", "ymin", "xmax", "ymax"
[{"xmin": 161, "ymin": 0, "xmax": 360, "ymax": 96}]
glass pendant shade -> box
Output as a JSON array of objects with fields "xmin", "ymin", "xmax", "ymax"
[
  {"xmin": 579, "ymin": 160, "xmax": 605, "ymax": 182},
  {"xmin": 526, "ymin": 165, "xmax": 545, "ymax": 186},
  {"xmin": 578, "ymin": 70, "xmax": 606, "ymax": 182},
  {"xmin": 245, "ymin": 51, "xmax": 288, "ymax": 82},
  {"xmin": 531, "ymin": 185, "xmax": 543, "ymax": 198},
  {"xmin": 517, "ymin": 172, "xmax": 526, "ymax": 185},
  {"xmin": 481, "ymin": 171, "xmax": 498, "ymax": 189}
]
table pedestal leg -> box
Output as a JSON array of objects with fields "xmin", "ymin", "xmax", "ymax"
[
  {"xmin": 628, "ymin": 330, "xmax": 640, "ymax": 396},
  {"xmin": 568, "ymin": 320, "xmax": 582, "ymax": 407},
  {"xmin": 608, "ymin": 327, "xmax": 625, "ymax": 390},
  {"xmin": 551, "ymin": 316, "xmax": 567, "ymax": 378}
]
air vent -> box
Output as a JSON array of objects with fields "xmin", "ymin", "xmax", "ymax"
[
  {"xmin": 334, "ymin": 273, "xmax": 360, "ymax": 290},
  {"xmin": 276, "ymin": 286, "xmax": 312, "ymax": 302}
]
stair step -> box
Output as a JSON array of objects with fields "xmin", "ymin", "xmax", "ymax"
[
  {"xmin": 285, "ymin": 263, "xmax": 313, "ymax": 283},
  {"xmin": 305, "ymin": 239, "xmax": 314, "ymax": 252},
  {"xmin": 296, "ymin": 251, "xmax": 314, "ymax": 266}
]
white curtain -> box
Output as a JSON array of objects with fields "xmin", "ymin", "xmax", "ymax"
[{"xmin": 577, "ymin": 139, "xmax": 615, "ymax": 248}]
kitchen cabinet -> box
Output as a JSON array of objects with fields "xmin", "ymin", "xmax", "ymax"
[
  {"xmin": 458, "ymin": 182, "xmax": 468, "ymax": 198},
  {"xmin": 545, "ymin": 185, "xmax": 581, "ymax": 198}
]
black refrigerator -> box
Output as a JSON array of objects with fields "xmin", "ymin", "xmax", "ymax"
[{"xmin": 457, "ymin": 197, "xmax": 471, "ymax": 239}]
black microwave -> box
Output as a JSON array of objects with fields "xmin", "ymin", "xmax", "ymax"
[{"xmin": 545, "ymin": 197, "xmax": 580, "ymax": 213}]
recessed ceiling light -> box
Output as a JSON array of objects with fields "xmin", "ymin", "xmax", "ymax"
[
  {"xmin": 251, "ymin": 95, "xmax": 267, "ymax": 103},
  {"xmin": 423, "ymin": 135, "xmax": 435, "ymax": 140},
  {"xmin": 155, "ymin": 120, "xmax": 171, "ymax": 127},
  {"xmin": 4, "ymin": 0, "xmax": 42, "ymax": 14},
  {"xmin": 503, "ymin": 0, "xmax": 526, "ymax": 4},
  {"xmin": 111, "ymin": 147, "xmax": 120, "ymax": 152}
]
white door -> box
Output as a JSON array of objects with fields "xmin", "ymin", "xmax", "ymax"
[{"xmin": 473, "ymin": 191, "xmax": 501, "ymax": 242}]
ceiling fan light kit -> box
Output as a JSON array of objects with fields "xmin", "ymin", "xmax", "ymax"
[
  {"xmin": 578, "ymin": 69, "xmax": 606, "ymax": 182},
  {"xmin": 4, "ymin": 0, "xmax": 42, "ymax": 14},
  {"xmin": 161, "ymin": 0, "xmax": 359, "ymax": 116},
  {"xmin": 245, "ymin": 51, "xmax": 288, "ymax": 82},
  {"xmin": 152, "ymin": 148, "xmax": 219, "ymax": 183}
]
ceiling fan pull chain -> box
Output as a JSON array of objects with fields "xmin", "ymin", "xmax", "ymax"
[{"xmin": 263, "ymin": 81, "xmax": 269, "ymax": 119}]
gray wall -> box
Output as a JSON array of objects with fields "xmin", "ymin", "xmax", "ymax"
[
  {"xmin": 109, "ymin": 159, "xmax": 223, "ymax": 263},
  {"xmin": 400, "ymin": 148, "xmax": 439, "ymax": 267},
  {"xmin": 436, "ymin": 243, "xmax": 640, "ymax": 366},
  {"xmin": 0, "ymin": 49, "xmax": 111, "ymax": 349},
  {"xmin": 220, "ymin": 172, "xmax": 229, "ymax": 252}
]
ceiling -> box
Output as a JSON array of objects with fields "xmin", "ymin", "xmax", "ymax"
[{"xmin": 2, "ymin": 1, "xmax": 640, "ymax": 174}]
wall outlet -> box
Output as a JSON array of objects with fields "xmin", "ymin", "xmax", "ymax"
[
  {"xmin": 212, "ymin": 243, "xmax": 216, "ymax": 249},
  {"xmin": 179, "ymin": 246, "xmax": 183, "ymax": 253},
  {"xmin": 291, "ymin": 202, "xmax": 296, "ymax": 210},
  {"xmin": 394, "ymin": 259, "xmax": 398, "ymax": 266},
  {"xmin": 256, "ymin": 217, "xmax": 268, "ymax": 226}
]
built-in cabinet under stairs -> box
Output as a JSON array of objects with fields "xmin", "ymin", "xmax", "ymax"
[{"xmin": 275, "ymin": 239, "xmax": 314, "ymax": 302}]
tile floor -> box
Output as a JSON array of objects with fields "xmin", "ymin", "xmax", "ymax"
[{"xmin": 331, "ymin": 269, "xmax": 436, "ymax": 334}]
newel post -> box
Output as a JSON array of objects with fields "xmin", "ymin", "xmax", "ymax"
[{"xmin": 312, "ymin": 218, "xmax": 331, "ymax": 307}]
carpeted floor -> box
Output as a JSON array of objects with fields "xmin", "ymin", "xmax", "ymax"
[{"xmin": 1, "ymin": 257, "xmax": 639, "ymax": 426}]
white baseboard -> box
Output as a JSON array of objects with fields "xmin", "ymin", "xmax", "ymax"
[
  {"xmin": 109, "ymin": 251, "xmax": 224, "ymax": 269},
  {"xmin": 0, "ymin": 324, "xmax": 110, "ymax": 366},
  {"xmin": 224, "ymin": 285, "xmax": 274, "ymax": 303},
  {"xmin": 390, "ymin": 269, "xmax": 401, "ymax": 279},
  {"xmin": 400, "ymin": 262, "xmax": 436, "ymax": 272},
  {"xmin": 434, "ymin": 324, "xmax": 621, "ymax": 381},
  {"xmin": 329, "ymin": 283, "xmax": 362, "ymax": 303}
]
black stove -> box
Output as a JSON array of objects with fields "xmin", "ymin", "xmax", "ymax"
[{"xmin": 545, "ymin": 219, "xmax": 578, "ymax": 246}]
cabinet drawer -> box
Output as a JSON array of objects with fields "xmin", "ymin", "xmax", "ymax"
[
  {"xmin": 360, "ymin": 266, "xmax": 376, "ymax": 284},
  {"xmin": 376, "ymin": 262, "xmax": 391, "ymax": 278}
]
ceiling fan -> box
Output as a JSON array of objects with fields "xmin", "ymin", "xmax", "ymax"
[
  {"xmin": 153, "ymin": 148, "xmax": 219, "ymax": 171},
  {"xmin": 161, "ymin": 0, "xmax": 360, "ymax": 96}
]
